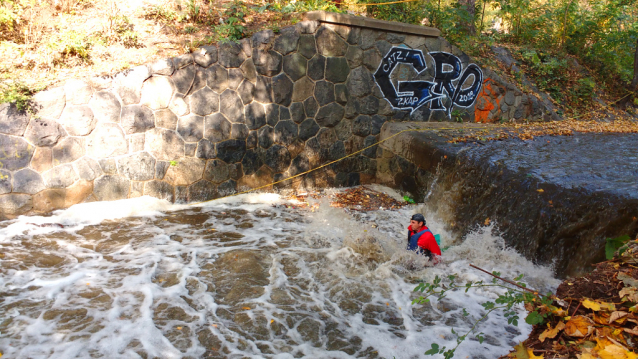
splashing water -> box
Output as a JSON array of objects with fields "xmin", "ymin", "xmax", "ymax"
[{"xmin": 0, "ymin": 187, "xmax": 559, "ymax": 358}]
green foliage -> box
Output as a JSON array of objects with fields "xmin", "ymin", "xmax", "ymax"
[
  {"xmin": 50, "ymin": 30, "xmax": 93, "ymax": 63},
  {"xmin": 414, "ymin": 273, "xmax": 554, "ymax": 358},
  {"xmin": 606, "ymin": 235, "xmax": 632, "ymax": 260},
  {"xmin": 214, "ymin": 0, "xmax": 247, "ymax": 43},
  {"xmin": 0, "ymin": 80, "xmax": 40, "ymax": 111},
  {"xmin": 0, "ymin": 0, "xmax": 21, "ymax": 32},
  {"xmin": 274, "ymin": 0, "xmax": 343, "ymax": 14},
  {"xmin": 403, "ymin": 195, "xmax": 415, "ymax": 204}
]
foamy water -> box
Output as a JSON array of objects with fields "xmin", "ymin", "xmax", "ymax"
[{"xmin": 0, "ymin": 187, "xmax": 559, "ymax": 358}]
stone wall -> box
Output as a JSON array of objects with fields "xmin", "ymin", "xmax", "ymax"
[{"xmin": 0, "ymin": 11, "xmax": 556, "ymax": 218}]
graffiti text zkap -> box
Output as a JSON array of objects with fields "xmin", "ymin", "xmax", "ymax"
[{"xmin": 374, "ymin": 47, "xmax": 483, "ymax": 116}]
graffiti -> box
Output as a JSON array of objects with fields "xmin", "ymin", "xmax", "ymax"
[{"xmin": 374, "ymin": 47, "xmax": 483, "ymax": 117}]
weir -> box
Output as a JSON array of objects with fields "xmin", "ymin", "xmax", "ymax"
[{"xmin": 0, "ymin": 10, "xmax": 636, "ymax": 358}]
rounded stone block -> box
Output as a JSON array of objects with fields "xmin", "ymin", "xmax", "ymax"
[
  {"xmin": 325, "ymin": 57, "xmax": 350, "ymax": 83},
  {"xmin": 140, "ymin": 76, "xmax": 175, "ymax": 110},
  {"xmin": 117, "ymin": 152, "xmax": 156, "ymax": 181},
  {"xmin": 206, "ymin": 65, "xmax": 229, "ymax": 94},
  {"xmin": 216, "ymin": 139, "xmax": 246, "ymax": 163},
  {"xmin": 0, "ymin": 103, "xmax": 30, "ymax": 136},
  {"xmin": 204, "ymin": 113, "xmax": 231, "ymax": 143},
  {"xmin": 266, "ymin": 104, "xmax": 280, "ymax": 126},
  {"xmin": 0, "ymin": 134, "xmax": 34, "ymax": 171},
  {"xmin": 308, "ymin": 55, "xmax": 325, "ymax": 81},
  {"xmin": 264, "ymin": 144, "xmax": 291, "ymax": 173},
  {"xmin": 171, "ymin": 65, "xmax": 196, "ymax": 95},
  {"xmin": 12, "ymin": 168, "xmax": 45, "ymax": 194},
  {"xmin": 228, "ymin": 68, "xmax": 243, "ymax": 90},
  {"xmin": 254, "ymin": 50, "xmax": 283, "ymax": 77},
  {"xmin": 290, "ymin": 102, "xmax": 305, "ymax": 124},
  {"xmin": 204, "ymin": 159, "xmax": 230, "ymax": 184},
  {"xmin": 60, "ymin": 105, "xmax": 96, "ymax": 136},
  {"xmin": 291, "ymin": 77, "xmax": 314, "ymax": 102},
  {"xmin": 196, "ymin": 139, "xmax": 216, "ymax": 159},
  {"xmin": 346, "ymin": 66, "xmax": 374, "ymax": 98},
  {"xmin": 283, "ymin": 53, "xmax": 308, "ymax": 82},
  {"xmin": 188, "ymin": 179, "xmax": 218, "ymax": 202},
  {"xmin": 30, "ymin": 147, "xmax": 53, "ymax": 173},
  {"xmin": 94, "ymin": 175, "xmax": 130, "ymax": 201},
  {"xmin": 121, "ymin": 105, "xmax": 155, "ymax": 135},
  {"xmin": 145, "ymin": 128, "xmax": 185, "ymax": 161},
  {"xmin": 315, "ymin": 103, "xmax": 345, "ymax": 128},
  {"xmin": 314, "ymin": 81, "xmax": 335, "ymax": 107},
  {"xmin": 299, "ymin": 118, "xmax": 320, "ymax": 141},
  {"xmin": 177, "ymin": 114, "xmax": 204, "ymax": 142},
  {"xmin": 245, "ymin": 103, "xmax": 266, "ymax": 130},
  {"xmin": 231, "ymin": 123, "xmax": 248, "ymax": 139},
  {"xmin": 274, "ymin": 27, "xmax": 301, "ymax": 55},
  {"xmin": 0, "ymin": 193, "xmax": 33, "ymax": 216},
  {"xmin": 149, "ymin": 58, "xmax": 175, "ymax": 76},
  {"xmin": 241, "ymin": 59, "xmax": 258, "ymax": 84},
  {"xmin": 32, "ymin": 188, "xmax": 66, "ymax": 213},
  {"xmin": 65, "ymin": 79, "xmax": 93, "ymax": 105},
  {"xmin": 0, "ymin": 169, "xmax": 11, "ymax": 194},
  {"xmin": 24, "ymin": 117, "xmax": 65, "ymax": 147},
  {"xmin": 298, "ymin": 35, "xmax": 317, "ymax": 59},
  {"xmin": 274, "ymin": 120, "xmax": 298, "ymax": 146},
  {"xmin": 52, "ymin": 137, "xmax": 85, "ymax": 164},
  {"xmin": 241, "ymin": 149, "xmax": 263, "ymax": 176},
  {"xmin": 144, "ymin": 180, "xmax": 175, "ymax": 202},
  {"xmin": 258, "ymin": 126, "xmax": 274, "ymax": 149},
  {"xmin": 316, "ymin": 26, "xmax": 348, "ymax": 57},
  {"xmin": 164, "ymin": 157, "xmax": 206, "ymax": 186},
  {"xmin": 154, "ymin": 109, "xmax": 178, "ymax": 130},
  {"xmin": 114, "ymin": 65, "xmax": 151, "ymax": 105},
  {"xmin": 89, "ymin": 90, "xmax": 122, "ymax": 123},
  {"xmin": 74, "ymin": 156, "xmax": 103, "ymax": 181},
  {"xmin": 193, "ymin": 45, "xmax": 218, "ymax": 68},
  {"xmin": 219, "ymin": 41, "xmax": 247, "ymax": 68},
  {"xmin": 346, "ymin": 46, "xmax": 363, "ymax": 68},
  {"xmin": 238, "ymin": 80, "xmax": 255, "ymax": 105},
  {"xmin": 254, "ymin": 76, "xmax": 273, "ymax": 104},
  {"xmin": 31, "ymin": 87, "xmax": 66, "ymax": 120},
  {"xmin": 43, "ymin": 164, "xmax": 78, "ymax": 189},
  {"xmin": 220, "ymin": 90, "xmax": 245, "ymax": 124},
  {"xmin": 189, "ymin": 87, "xmax": 220, "ymax": 116},
  {"xmin": 65, "ymin": 179, "xmax": 93, "ymax": 207},
  {"xmin": 169, "ymin": 93, "xmax": 190, "ymax": 117},
  {"xmin": 87, "ymin": 123, "xmax": 128, "ymax": 158},
  {"xmin": 272, "ymin": 74, "xmax": 293, "ymax": 107}
]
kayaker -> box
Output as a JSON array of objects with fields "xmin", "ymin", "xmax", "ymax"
[{"xmin": 407, "ymin": 213, "xmax": 441, "ymax": 263}]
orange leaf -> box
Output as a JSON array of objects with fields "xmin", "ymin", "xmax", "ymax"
[
  {"xmin": 565, "ymin": 315, "xmax": 594, "ymax": 338},
  {"xmin": 539, "ymin": 321, "xmax": 565, "ymax": 342},
  {"xmin": 242, "ymin": 307, "xmax": 251, "ymax": 310},
  {"xmin": 609, "ymin": 311, "xmax": 628, "ymax": 324}
]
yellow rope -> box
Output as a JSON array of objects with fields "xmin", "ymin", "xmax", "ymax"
[{"xmin": 189, "ymin": 90, "xmax": 636, "ymax": 207}]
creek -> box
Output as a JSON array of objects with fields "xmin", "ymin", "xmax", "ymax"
[{"xmin": 0, "ymin": 186, "xmax": 558, "ymax": 358}]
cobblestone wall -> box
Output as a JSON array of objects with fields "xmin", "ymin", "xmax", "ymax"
[{"xmin": 0, "ymin": 13, "xmax": 556, "ymax": 218}]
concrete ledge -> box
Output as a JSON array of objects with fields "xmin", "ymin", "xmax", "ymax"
[{"xmin": 304, "ymin": 11, "xmax": 441, "ymax": 37}]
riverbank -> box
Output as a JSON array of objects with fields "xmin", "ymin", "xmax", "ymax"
[{"xmin": 501, "ymin": 237, "xmax": 638, "ymax": 358}]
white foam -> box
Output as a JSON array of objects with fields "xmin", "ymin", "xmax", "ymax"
[{"xmin": 0, "ymin": 187, "xmax": 559, "ymax": 358}]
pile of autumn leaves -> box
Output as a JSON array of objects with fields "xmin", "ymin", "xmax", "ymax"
[
  {"xmin": 508, "ymin": 240, "xmax": 638, "ymax": 359},
  {"xmin": 449, "ymin": 119, "xmax": 638, "ymax": 143},
  {"xmin": 330, "ymin": 186, "xmax": 406, "ymax": 211}
]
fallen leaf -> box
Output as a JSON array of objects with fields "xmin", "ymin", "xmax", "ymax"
[
  {"xmin": 619, "ymin": 287, "xmax": 638, "ymax": 302},
  {"xmin": 270, "ymin": 319, "xmax": 274, "ymax": 323},
  {"xmin": 484, "ymin": 218, "xmax": 491, "ymax": 225},
  {"xmin": 537, "ymin": 189, "xmax": 544, "ymax": 193},
  {"xmin": 624, "ymin": 327, "xmax": 638, "ymax": 336},
  {"xmin": 597, "ymin": 344, "xmax": 633, "ymax": 359},
  {"xmin": 609, "ymin": 311, "xmax": 628, "ymax": 324},
  {"xmin": 583, "ymin": 299, "xmax": 616, "ymax": 312},
  {"xmin": 565, "ymin": 315, "xmax": 594, "ymax": 337},
  {"xmin": 513, "ymin": 343, "xmax": 529, "ymax": 359},
  {"xmin": 242, "ymin": 307, "xmax": 251, "ymax": 310},
  {"xmin": 539, "ymin": 321, "xmax": 565, "ymax": 342},
  {"xmin": 526, "ymin": 348, "xmax": 544, "ymax": 359},
  {"xmin": 177, "ymin": 326, "xmax": 182, "ymax": 330}
]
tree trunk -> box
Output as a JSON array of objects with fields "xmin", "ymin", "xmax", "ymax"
[
  {"xmin": 621, "ymin": 38, "xmax": 638, "ymax": 108},
  {"xmin": 459, "ymin": 0, "xmax": 477, "ymax": 34}
]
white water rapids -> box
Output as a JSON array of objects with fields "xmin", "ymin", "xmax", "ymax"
[{"xmin": 0, "ymin": 186, "xmax": 559, "ymax": 358}]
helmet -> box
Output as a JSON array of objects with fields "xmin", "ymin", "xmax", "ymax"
[{"xmin": 411, "ymin": 213, "xmax": 426, "ymax": 225}]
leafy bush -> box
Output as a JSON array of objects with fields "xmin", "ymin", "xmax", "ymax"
[{"xmin": 0, "ymin": 79, "xmax": 42, "ymax": 111}]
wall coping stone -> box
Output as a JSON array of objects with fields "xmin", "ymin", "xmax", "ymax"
[{"xmin": 303, "ymin": 11, "xmax": 440, "ymax": 37}]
